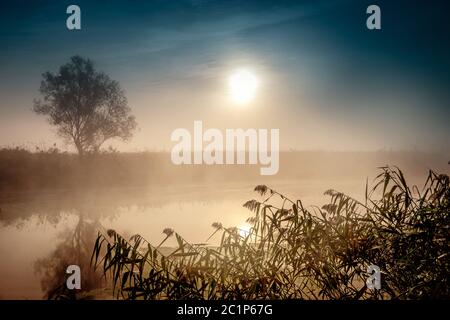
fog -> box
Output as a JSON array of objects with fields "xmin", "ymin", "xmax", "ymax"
[{"xmin": 0, "ymin": 151, "xmax": 448, "ymax": 299}]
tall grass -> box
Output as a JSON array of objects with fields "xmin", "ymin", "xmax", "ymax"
[
  {"xmin": 1, "ymin": 147, "xmax": 447, "ymax": 193},
  {"xmin": 85, "ymin": 167, "xmax": 449, "ymax": 300}
]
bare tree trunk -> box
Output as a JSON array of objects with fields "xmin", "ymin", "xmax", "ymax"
[{"xmin": 74, "ymin": 139, "xmax": 84, "ymax": 157}]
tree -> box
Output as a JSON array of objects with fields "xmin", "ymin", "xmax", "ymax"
[{"xmin": 33, "ymin": 56, "xmax": 137, "ymax": 155}]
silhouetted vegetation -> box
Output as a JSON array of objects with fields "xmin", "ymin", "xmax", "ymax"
[
  {"xmin": 33, "ymin": 56, "xmax": 137, "ymax": 156},
  {"xmin": 0, "ymin": 147, "xmax": 161, "ymax": 192},
  {"xmin": 89, "ymin": 167, "xmax": 449, "ymax": 300},
  {"xmin": 1, "ymin": 147, "xmax": 447, "ymax": 193}
]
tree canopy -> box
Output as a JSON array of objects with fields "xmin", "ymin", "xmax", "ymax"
[{"xmin": 34, "ymin": 55, "xmax": 137, "ymax": 155}]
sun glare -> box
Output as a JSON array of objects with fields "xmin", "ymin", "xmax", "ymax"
[
  {"xmin": 228, "ymin": 70, "xmax": 259, "ymax": 104},
  {"xmin": 238, "ymin": 223, "xmax": 252, "ymax": 237}
]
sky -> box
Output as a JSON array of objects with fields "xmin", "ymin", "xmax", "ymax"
[{"xmin": 0, "ymin": 0, "xmax": 449, "ymax": 152}]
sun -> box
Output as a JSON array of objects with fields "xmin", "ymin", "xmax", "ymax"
[{"xmin": 228, "ymin": 69, "xmax": 259, "ymax": 104}]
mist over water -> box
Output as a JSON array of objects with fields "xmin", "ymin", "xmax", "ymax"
[{"xmin": 0, "ymin": 151, "xmax": 448, "ymax": 299}]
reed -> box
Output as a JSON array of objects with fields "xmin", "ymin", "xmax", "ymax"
[{"xmin": 88, "ymin": 166, "xmax": 449, "ymax": 300}]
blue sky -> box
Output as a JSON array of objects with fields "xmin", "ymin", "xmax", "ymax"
[{"xmin": 0, "ymin": 0, "xmax": 449, "ymax": 152}]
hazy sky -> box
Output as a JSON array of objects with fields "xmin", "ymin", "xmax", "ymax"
[{"xmin": 0, "ymin": 0, "xmax": 449, "ymax": 152}]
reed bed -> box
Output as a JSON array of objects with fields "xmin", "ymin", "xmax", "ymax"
[{"xmin": 87, "ymin": 166, "xmax": 449, "ymax": 300}]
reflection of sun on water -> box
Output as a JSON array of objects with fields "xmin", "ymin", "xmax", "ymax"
[
  {"xmin": 238, "ymin": 223, "xmax": 252, "ymax": 237},
  {"xmin": 228, "ymin": 69, "xmax": 259, "ymax": 104}
]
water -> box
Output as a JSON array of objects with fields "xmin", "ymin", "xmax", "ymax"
[{"xmin": 0, "ymin": 172, "xmax": 439, "ymax": 299}]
